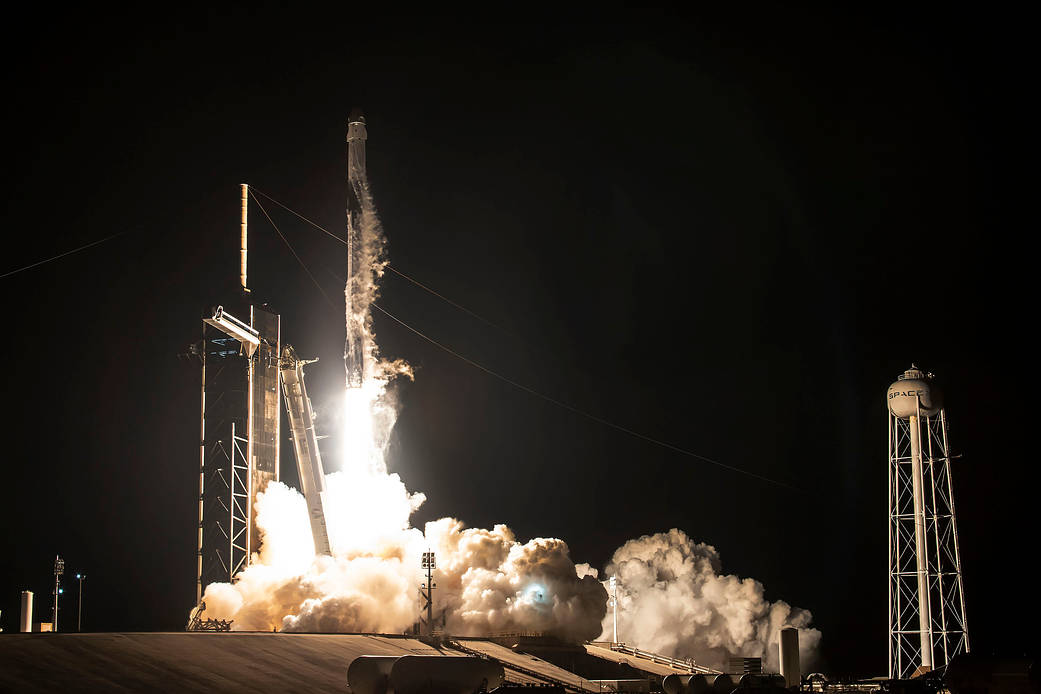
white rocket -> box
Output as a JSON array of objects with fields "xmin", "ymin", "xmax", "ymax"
[{"xmin": 344, "ymin": 109, "xmax": 367, "ymax": 389}]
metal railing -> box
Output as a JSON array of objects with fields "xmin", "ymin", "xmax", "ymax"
[{"xmin": 605, "ymin": 642, "xmax": 721, "ymax": 675}]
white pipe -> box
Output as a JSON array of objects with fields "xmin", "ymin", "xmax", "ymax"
[
  {"xmin": 240, "ymin": 183, "xmax": 248, "ymax": 290},
  {"xmin": 909, "ymin": 413, "xmax": 934, "ymax": 670}
]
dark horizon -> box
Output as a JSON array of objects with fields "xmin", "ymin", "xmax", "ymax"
[{"xmin": 1, "ymin": 7, "xmax": 1035, "ymax": 677}]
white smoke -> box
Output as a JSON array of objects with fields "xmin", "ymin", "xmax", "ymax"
[
  {"xmin": 599, "ymin": 529, "xmax": 821, "ymax": 671},
  {"xmin": 427, "ymin": 519, "xmax": 607, "ymax": 642},
  {"xmin": 199, "ymin": 393, "xmax": 817, "ymax": 658},
  {"xmin": 199, "ymin": 373, "xmax": 605, "ymax": 639},
  {"xmin": 344, "ymin": 177, "xmax": 411, "ymax": 384},
  {"xmin": 200, "ymin": 474, "xmax": 423, "ymax": 633}
]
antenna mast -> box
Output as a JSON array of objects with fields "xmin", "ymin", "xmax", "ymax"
[
  {"xmin": 420, "ymin": 551, "xmax": 436, "ymax": 637},
  {"xmin": 609, "ymin": 576, "xmax": 618, "ymax": 644},
  {"xmin": 52, "ymin": 555, "xmax": 64, "ymax": 632}
]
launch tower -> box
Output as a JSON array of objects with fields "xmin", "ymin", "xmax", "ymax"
[
  {"xmin": 192, "ymin": 112, "xmax": 371, "ymax": 608},
  {"xmin": 887, "ymin": 366, "xmax": 969, "ymax": 678},
  {"xmin": 195, "ymin": 184, "xmax": 281, "ymax": 603}
]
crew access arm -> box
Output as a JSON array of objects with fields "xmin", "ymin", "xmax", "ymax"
[{"xmin": 279, "ymin": 345, "xmax": 333, "ymax": 555}]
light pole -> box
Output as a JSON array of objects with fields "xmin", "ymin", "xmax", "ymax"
[
  {"xmin": 420, "ymin": 551, "xmax": 436, "ymax": 637},
  {"xmin": 53, "ymin": 555, "xmax": 64, "ymax": 632},
  {"xmin": 609, "ymin": 576, "xmax": 618, "ymax": 645},
  {"xmin": 76, "ymin": 574, "xmax": 86, "ymax": 632}
]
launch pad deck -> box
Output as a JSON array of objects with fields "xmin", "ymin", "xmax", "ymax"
[{"xmin": 0, "ymin": 632, "xmax": 610, "ymax": 693}]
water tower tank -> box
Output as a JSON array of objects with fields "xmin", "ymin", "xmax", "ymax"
[{"xmin": 887, "ymin": 365, "xmax": 942, "ymax": 419}]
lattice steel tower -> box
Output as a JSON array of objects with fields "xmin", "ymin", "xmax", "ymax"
[{"xmin": 887, "ymin": 365, "xmax": 969, "ymax": 678}]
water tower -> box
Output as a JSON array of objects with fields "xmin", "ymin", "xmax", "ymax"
[{"xmin": 887, "ymin": 366, "xmax": 970, "ymax": 678}]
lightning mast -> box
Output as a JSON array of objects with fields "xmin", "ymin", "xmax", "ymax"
[{"xmin": 345, "ymin": 109, "xmax": 367, "ymax": 388}]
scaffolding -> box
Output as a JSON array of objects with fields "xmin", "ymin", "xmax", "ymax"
[{"xmin": 195, "ymin": 302, "xmax": 280, "ymax": 605}]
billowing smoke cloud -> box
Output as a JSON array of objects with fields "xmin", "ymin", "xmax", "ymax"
[
  {"xmin": 202, "ymin": 478, "xmax": 422, "ymax": 633},
  {"xmin": 600, "ymin": 529, "xmax": 821, "ymax": 671},
  {"xmin": 427, "ymin": 519, "xmax": 607, "ymax": 642},
  {"xmin": 199, "ymin": 376, "xmax": 605, "ymax": 640}
]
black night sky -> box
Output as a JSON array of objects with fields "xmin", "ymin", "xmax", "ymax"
[{"xmin": 1, "ymin": 7, "xmax": 1034, "ymax": 677}]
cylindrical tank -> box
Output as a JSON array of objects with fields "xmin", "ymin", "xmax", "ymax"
[
  {"xmin": 392, "ymin": 655, "xmax": 503, "ymax": 694},
  {"xmin": 663, "ymin": 674, "xmax": 693, "ymax": 694},
  {"xmin": 347, "ymin": 655, "xmax": 504, "ymax": 694},
  {"xmin": 20, "ymin": 591, "xmax": 33, "ymax": 633},
  {"xmin": 887, "ymin": 365, "xmax": 942, "ymax": 419},
  {"xmin": 739, "ymin": 674, "xmax": 768, "ymax": 688},
  {"xmin": 687, "ymin": 674, "xmax": 710, "ymax": 693},
  {"xmin": 738, "ymin": 674, "xmax": 787, "ymax": 691},
  {"xmin": 347, "ymin": 655, "xmax": 398, "ymax": 694},
  {"xmin": 779, "ymin": 627, "xmax": 800, "ymax": 688},
  {"xmin": 713, "ymin": 674, "xmax": 736, "ymax": 694}
]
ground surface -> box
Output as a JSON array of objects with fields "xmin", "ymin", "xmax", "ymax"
[{"xmin": 1, "ymin": 632, "xmax": 442, "ymax": 692}]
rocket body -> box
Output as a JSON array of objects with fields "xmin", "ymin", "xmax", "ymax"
[
  {"xmin": 347, "ymin": 114, "xmax": 367, "ymax": 182},
  {"xmin": 344, "ymin": 111, "xmax": 368, "ymax": 388}
]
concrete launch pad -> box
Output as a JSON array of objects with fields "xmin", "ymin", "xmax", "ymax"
[{"xmin": 0, "ymin": 632, "xmax": 608, "ymax": 693}]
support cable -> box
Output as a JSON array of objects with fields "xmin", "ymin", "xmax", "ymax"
[
  {"xmin": 249, "ymin": 190, "xmax": 337, "ymax": 310},
  {"xmin": 384, "ymin": 265, "xmax": 511, "ymax": 334},
  {"xmin": 250, "ymin": 186, "xmax": 508, "ymax": 332},
  {"xmin": 252, "ymin": 187, "xmax": 347, "ymax": 245},
  {"xmin": 251, "ymin": 187, "xmax": 800, "ymax": 490},
  {"xmin": 372, "ymin": 301, "xmax": 798, "ymax": 491},
  {"xmin": 1, "ymin": 230, "xmax": 129, "ymax": 280}
]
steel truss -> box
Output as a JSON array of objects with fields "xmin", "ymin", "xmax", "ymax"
[
  {"xmin": 195, "ymin": 305, "xmax": 280, "ymax": 609},
  {"xmin": 888, "ymin": 408, "xmax": 969, "ymax": 678},
  {"xmin": 229, "ymin": 422, "xmax": 252, "ymax": 578}
]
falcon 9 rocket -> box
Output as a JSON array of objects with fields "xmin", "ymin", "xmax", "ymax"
[{"xmin": 345, "ymin": 109, "xmax": 367, "ymax": 388}]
